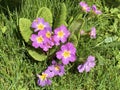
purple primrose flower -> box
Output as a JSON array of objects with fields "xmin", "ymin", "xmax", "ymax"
[
  {"xmin": 53, "ymin": 25, "xmax": 70, "ymax": 45},
  {"xmin": 79, "ymin": 1, "xmax": 91, "ymax": 12},
  {"xmin": 37, "ymin": 73, "xmax": 52, "ymax": 87},
  {"xmin": 77, "ymin": 55, "xmax": 95, "ymax": 73},
  {"xmin": 45, "ymin": 60, "xmax": 65, "ymax": 77},
  {"xmin": 92, "ymin": 5, "xmax": 102, "ymax": 15},
  {"xmin": 31, "ymin": 18, "xmax": 51, "ymax": 32},
  {"xmin": 30, "ymin": 29, "xmax": 54, "ymax": 51},
  {"xmin": 56, "ymin": 42, "xmax": 76, "ymax": 65},
  {"xmin": 30, "ymin": 31, "xmax": 45, "ymax": 48},
  {"xmin": 41, "ymin": 29, "xmax": 54, "ymax": 51}
]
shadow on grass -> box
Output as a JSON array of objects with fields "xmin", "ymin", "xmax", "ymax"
[
  {"xmin": 0, "ymin": 0, "xmax": 22, "ymax": 13},
  {"xmin": 104, "ymin": 0, "xmax": 120, "ymax": 8}
]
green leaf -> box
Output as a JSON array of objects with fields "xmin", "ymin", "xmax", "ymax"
[
  {"xmin": 110, "ymin": 8, "xmax": 119, "ymax": 14},
  {"xmin": 69, "ymin": 34, "xmax": 78, "ymax": 47},
  {"xmin": 117, "ymin": 52, "xmax": 120, "ymax": 69},
  {"xmin": 27, "ymin": 47, "xmax": 47, "ymax": 61},
  {"xmin": 54, "ymin": 3, "xmax": 67, "ymax": 28},
  {"xmin": 19, "ymin": 18, "xmax": 32, "ymax": 43},
  {"xmin": 1, "ymin": 26, "xmax": 7, "ymax": 33},
  {"xmin": 117, "ymin": 61, "xmax": 120, "ymax": 69},
  {"xmin": 68, "ymin": 16, "xmax": 73, "ymax": 25},
  {"xmin": 104, "ymin": 36, "xmax": 118, "ymax": 43},
  {"xmin": 104, "ymin": 7, "xmax": 109, "ymax": 12},
  {"xmin": 118, "ymin": 14, "xmax": 120, "ymax": 19},
  {"xmin": 37, "ymin": 7, "xmax": 53, "ymax": 26},
  {"xmin": 116, "ymin": 52, "xmax": 120, "ymax": 60},
  {"xmin": 49, "ymin": 47, "xmax": 57, "ymax": 55}
]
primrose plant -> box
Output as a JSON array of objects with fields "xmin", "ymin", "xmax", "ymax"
[{"xmin": 19, "ymin": 2, "xmax": 102, "ymax": 87}]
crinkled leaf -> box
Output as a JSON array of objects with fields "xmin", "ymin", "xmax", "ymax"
[
  {"xmin": 54, "ymin": 3, "xmax": 67, "ymax": 28},
  {"xmin": 37, "ymin": 7, "xmax": 53, "ymax": 26},
  {"xmin": 19, "ymin": 18, "xmax": 32, "ymax": 43},
  {"xmin": 27, "ymin": 48, "xmax": 47, "ymax": 61}
]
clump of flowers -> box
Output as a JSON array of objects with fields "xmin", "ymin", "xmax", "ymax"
[
  {"xmin": 79, "ymin": 1, "xmax": 102, "ymax": 14},
  {"xmin": 80, "ymin": 27, "xmax": 96, "ymax": 39},
  {"xmin": 30, "ymin": 17, "xmax": 76, "ymax": 86},
  {"xmin": 27, "ymin": 1, "xmax": 102, "ymax": 87},
  {"xmin": 37, "ymin": 60, "xmax": 65, "ymax": 87},
  {"xmin": 79, "ymin": 1, "xmax": 102, "ymax": 39},
  {"xmin": 32, "ymin": 18, "xmax": 96, "ymax": 87},
  {"xmin": 30, "ymin": 18, "xmax": 53, "ymax": 51}
]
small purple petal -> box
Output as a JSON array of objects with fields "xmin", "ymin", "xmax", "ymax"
[
  {"xmin": 52, "ymin": 60, "xmax": 57, "ymax": 65},
  {"xmin": 85, "ymin": 64, "xmax": 91, "ymax": 72},
  {"xmin": 56, "ymin": 51, "xmax": 62, "ymax": 59},
  {"xmin": 30, "ymin": 34, "xmax": 37, "ymax": 41},
  {"xmin": 92, "ymin": 5, "xmax": 102, "ymax": 15},
  {"xmin": 80, "ymin": 30, "xmax": 85, "ymax": 35},
  {"xmin": 45, "ymin": 66, "xmax": 55, "ymax": 78},
  {"xmin": 87, "ymin": 55, "xmax": 95, "ymax": 62},
  {"xmin": 77, "ymin": 64, "xmax": 85, "ymax": 73},
  {"xmin": 90, "ymin": 27, "xmax": 96, "ymax": 39},
  {"xmin": 79, "ymin": 1, "xmax": 91, "ymax": 12},
  {"xmin": 32, "ymin": 42, "xmax": 39, "ymax": 48},
  {"xmin": 69, "ymin": 54, "xmax": 76, "ymax": 62},
  {"xmin": 62, "ymin": 58, "xmax": 69, "ymax": 65}
]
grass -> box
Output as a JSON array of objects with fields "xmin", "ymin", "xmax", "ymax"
[{"xmin": 0, "ymin": 0, "xmax": 120, "ymax": 90}]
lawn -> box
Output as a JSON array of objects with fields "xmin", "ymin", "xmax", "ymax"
[{"xmin": 0, "ymin": 0, "xmax": 120, "ymax": 90}]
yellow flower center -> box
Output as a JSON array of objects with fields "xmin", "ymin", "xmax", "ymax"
[
  {"xmin": 40, "ymin": 73, "xmax": 48, "ymax": 81},
  {"xmin": 55, "ymin": 65, "xmax": 60, "ymax": 71},
  {"xmin": 37, "ymin": 23, "xmax": 44, "ymax": 30},
  {"xmin": 83, "ymin": 6, "xmax": 87, "ymax": 11},
  {"xmin": 36, "ymin": 36, "xmax": 44, "ymax": 43},
  {"xmin": 46, "ymin": 31, "xmax": 51, "ymax": 38},
  {"xmin": 62, "ymin": 50, "xmax": 71, "ymax": 58},
  {"xmin": 58, "ymin": 30, "xmax": 64, "ymax": 38}
]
